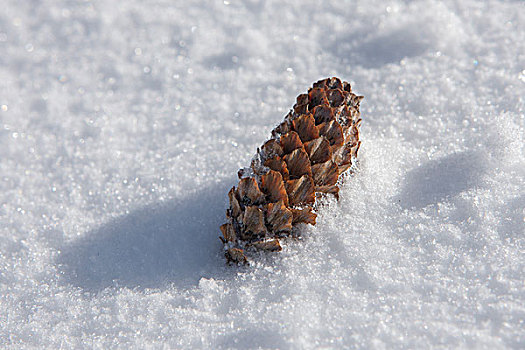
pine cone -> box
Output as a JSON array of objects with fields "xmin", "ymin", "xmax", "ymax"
[{"xmin": 220, "ymin": 77, "xmax": 363, "ymax": 264}]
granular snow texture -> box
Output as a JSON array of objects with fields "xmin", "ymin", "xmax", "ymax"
[{"xmin": 1, "ymin": 0, "xmax": 524, "ymax": 348}]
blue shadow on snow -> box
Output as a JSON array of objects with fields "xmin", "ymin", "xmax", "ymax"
[
  {"xmin": 57, "ymin": 183, "xmax": 233, "ymax": 291},
  {"xmin": 396, "ymin": 151, "xmax": 486, "ymax": 209}
]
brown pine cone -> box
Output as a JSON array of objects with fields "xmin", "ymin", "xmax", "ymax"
[{"xmin": 220, "ymin": 77, "xmax": 363, "ymax": 264}]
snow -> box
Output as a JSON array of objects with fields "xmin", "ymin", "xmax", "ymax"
[{"xmin": 1, "ymin": 0, "xmax": 524, "ymax": 348}]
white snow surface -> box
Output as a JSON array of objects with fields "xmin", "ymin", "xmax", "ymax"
[{"xmin": 1, "ymin": 0, "xmax": 524, "ymax": 348}]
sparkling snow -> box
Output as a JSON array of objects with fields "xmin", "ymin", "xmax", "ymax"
[{"xmin": 1, "ymin": 0, "xmax": 524, "ymax": 348}]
